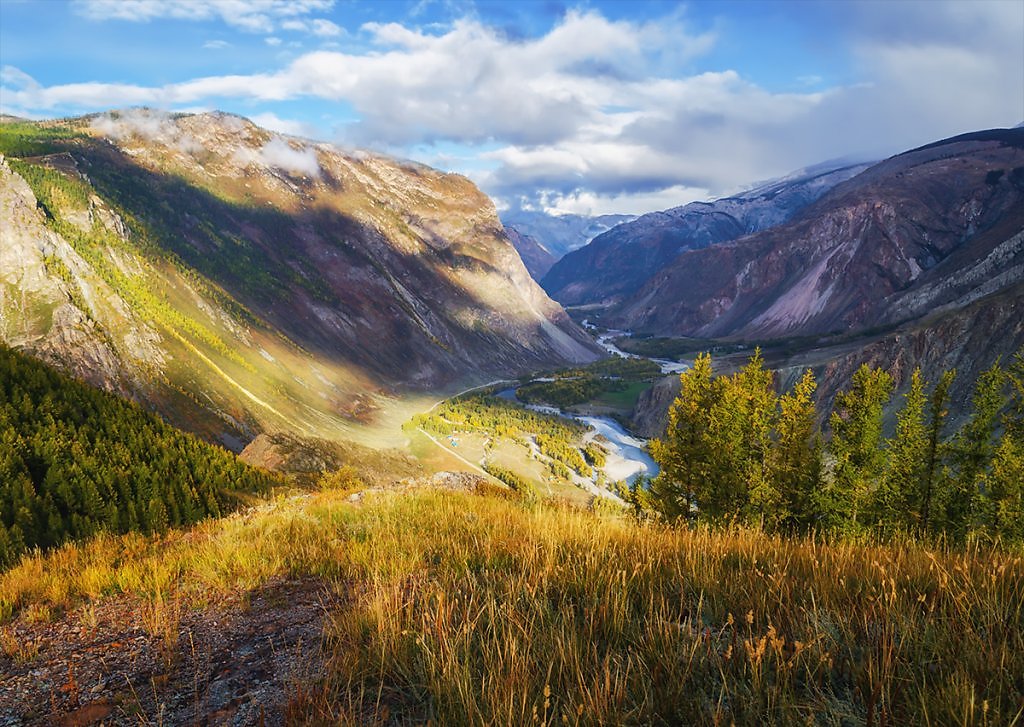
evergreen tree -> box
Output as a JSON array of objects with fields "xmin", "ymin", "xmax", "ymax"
[
  {"xmin": 773, "ymin": 369, "xmax": 823, "ymax": 531},
  {"xmin": 920, "ymin": 370, "xmax": 955, "ymax": 533},
  {"xmin": 875, "ymin": 369, "xmax": 927, "ymax": 533},
  {"xmin": 650, "ymin": 353, "xmax": 719, "ymax": 521},
  {"xmin": 827, "ymin": 365, "xmax": 893, "ymax": 532},
  {"xmin": 949, "ymin": 363, "xmax": 1005, "ymax": 538}
]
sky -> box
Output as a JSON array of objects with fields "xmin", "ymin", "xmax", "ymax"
[{"xmin": 1, "ymin": 0, "xmax": 1022, "ymax": 216}]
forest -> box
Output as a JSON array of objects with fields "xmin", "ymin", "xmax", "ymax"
[
  {"xmin": 646, "ymin": 350, "xmax": 1024, "ymax": 543},
  {"xmin": 0, "ymin": 346, "xmax": 278, "ymax": 568}
]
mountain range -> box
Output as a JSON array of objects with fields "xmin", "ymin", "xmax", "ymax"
[
  {"xmin": 541, "ymin": 160, "xmax": 873, "ymax": 306},
  {"xmin": 501, "ymin": 209, "xmax": 634, "ymax": 279},
  {"xmin": 0, "ymin": 110, "xmax": 599, "ymax": 450}
]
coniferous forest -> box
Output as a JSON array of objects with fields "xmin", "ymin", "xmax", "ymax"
[
  {"xmin": 647, "ymin": 350, "xmax": 1024, "ymax": 543},
  {"xmin": 0, "ymin": 346, "xmax": 277, "ymax": 567}
]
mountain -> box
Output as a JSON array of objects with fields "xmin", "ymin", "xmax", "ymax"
[
  {"xmin": 501, "ymin": 210, "xmax": 634, "ymax": 263},
  {"xmin": 608, "ymin": 129, "xmax": 1024, "ymax": 339},
  {"xmin": 542, "ymin": 161, "xmax": 872, "ymax": 306},
  {"xmin": 504, "ymin": 226, "xmax": 557, "ymax": 279},
  {"xmin": 0, "ymin": 110, "xmax": 601, "ymax": 450},
  {"xmin": 621, "ymin": 128, "xmax": 1024, "ymax": 436}
]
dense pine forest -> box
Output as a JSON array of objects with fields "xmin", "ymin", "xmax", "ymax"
[
  {"xmin": 646, "ymin": 350, "xmax": 1024, "ymax": 543},
  {"xmin": 0, "ymin": 346, "xmax": 277, "ymax": 567}
]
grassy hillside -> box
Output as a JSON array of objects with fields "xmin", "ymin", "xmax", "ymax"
[
  {"xmin": 1, "ymin": 485, "xmax": 1020, "ymax": 725},
  {"xmin": 0, "ymin": 345, "xmax": 278, "ymax": 567}
]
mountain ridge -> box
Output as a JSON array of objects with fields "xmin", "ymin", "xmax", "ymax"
[{"xmin": 0, "ymin": 110, "xmax": 601, "ymax": 450}]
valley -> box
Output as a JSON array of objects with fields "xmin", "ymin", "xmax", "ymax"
[{"xmin": 2, "ymin": 105, "xmax": 1023, "ymax": 727}]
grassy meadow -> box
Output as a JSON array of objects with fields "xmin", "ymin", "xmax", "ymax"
[{"xmin": 2, "ymin": 485, "xmax": 1021, "ymax": 725}]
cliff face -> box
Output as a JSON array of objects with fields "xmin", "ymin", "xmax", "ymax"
[
  {"xmin": 0, "ymin": 111, "xmax": 600, "ymax": 448},
  {"xmin": 542, "ymin": 162, "xmax": 871, "ymax": 307},
  {"xmin": 608, "ymin": 130, "xmax": 1024, "ymax": 340}
]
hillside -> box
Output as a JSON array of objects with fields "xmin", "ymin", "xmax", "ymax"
[
  {"xmin": 0, "ymin": 111, "xmax": 600, "ymax": 451},
  {"xmin": 1, "ymin": 486, "xmax": 1020, "ymax": 725},
  {"xmin": 542, "ymin": 161, "xmax": 871, "ymax": 306},
  {"xmin": 0, "ymin": 345, "xmax": 277, "ymax": 568}
]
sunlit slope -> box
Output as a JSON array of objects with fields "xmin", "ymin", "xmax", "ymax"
[{"xmin": 0, "ymin": 112, "xmax": 599, "ymax": 449}]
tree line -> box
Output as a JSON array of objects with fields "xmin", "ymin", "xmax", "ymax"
[
  {"xmin": 648, "ymin": 351, "xmax": 1023, "ymax": 543},
  {"xmin": 0, "ymin": 346, "xmax": 278, "ymax": 568}
]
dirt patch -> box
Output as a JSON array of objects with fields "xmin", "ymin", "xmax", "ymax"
[{"xmin": 0, "ymin": 577, "xmax": 335, "ymax": 726}]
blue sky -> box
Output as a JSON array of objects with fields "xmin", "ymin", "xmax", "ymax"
[{"xmin": 2, "ymin": 0, "xmax": 1022, "ymax": 215}]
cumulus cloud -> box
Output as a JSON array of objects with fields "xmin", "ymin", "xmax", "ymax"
[
  {"xmin": 90, "ymin": 108, "xmax": 203, "ymax": 153},
  {"xmin": 235, "ymin": 135, "xmax": 321, "ymax": 177},
  {"xmin": 249, "ymin": 112, "xmax": 318, "ymax": 137},
  {"xmin": 281, "ymin": 18, "xmax": 343, "ymax": 37},
  {"xmin": 8, "ymin": 2, "xmax": 1023, "ymax": 213},
  {"xmin": 202, "ymin": 39, "xmax": 230, "ymax": 49},
  {"xmin": 73, "ymin": 0, "xmax": 335, "ymax": 33}
]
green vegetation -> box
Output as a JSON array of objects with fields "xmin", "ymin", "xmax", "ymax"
[
  {"xmin": 2, "ymin": 488, "xmax": 1020, "ymax": 724},
  {"xmin": 483, "ymin": 463, "xmax": 538, "ymax": 499},
  {"xmin": 651, "ymin": 350, "xmax": 1024, "ymax": 543},
  {"xmin": 0, "ymin": 346, "xmax": 277, "ymax": 568},
  {"xmin": 411, "ymin": 393, "xmax": 587, "ymax": 442},
  {"xmin": 516, "ymin": 357, "xmax": 661, "ymax": 409},
  {"xmin": 0, "ymin": 122, "xmax": 82, "ymax": 158}
]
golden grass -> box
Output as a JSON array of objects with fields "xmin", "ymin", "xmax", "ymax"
[{"xmin": 2, "ymin": 489, "xmax": 1021, "ymax": 725}]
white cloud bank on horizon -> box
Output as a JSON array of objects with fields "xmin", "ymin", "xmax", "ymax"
[{"xmin": 5, "ymin": 2, "xmax": 1022, "ymax": 215}]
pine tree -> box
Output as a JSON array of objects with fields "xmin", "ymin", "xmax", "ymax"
[
  {"xmin": 876, "ymin": 369, "xmax": 927, "ymax": 533},
  {"xmin": 650, "ymin": 353, "xmax": 719, "ymax": 521},
  {"xmin": 949, "ymin": 363, "xmax": 1005, "ymax": 538},
  {"xmin": 827, "ymin": 365, "xmax": 893, "ymax": 532},
  {"xmin": 773, "ymin": 369, "xmax": 823, "ymax": 531},
  {"xmin": 732, "ymin": 350, "xmax": 781, "ymax": 526},
  {"xmin": 920, "ymin": 370, "xmax": 955, "ymax": 533}
]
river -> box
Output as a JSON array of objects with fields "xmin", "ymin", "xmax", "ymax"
[
  {"xmin": 492, "ymin": 322, "xmax": 688, "ymax": 486},
  {"xmin": 497, "ymin": 387, "xmax": 660, "ymax": 485}
]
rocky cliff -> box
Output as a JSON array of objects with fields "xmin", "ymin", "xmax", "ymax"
[{"xmin": 0, "ymin": 110, "xmax": 600, "ymax": 448}]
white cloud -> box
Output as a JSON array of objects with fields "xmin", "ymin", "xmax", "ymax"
[
  {"xmin": 249, "ymin": 111, "xmax": 317, "ymax": 137},
  {"xmin": 202, "ymin": 39, "xmax": 230, "ymax": 49},
  {"xmin": 8, "ymin": 2, "xmax": 1023, "ymax": 214},
  {"xmin": 265, "ymin": 36, "xmax": 282, "ymax": 46},
  {"xmin": 73, "ymin": 0, "xmax": 334, "ymax": 33},
  {"xmin": 90, "ymin": 108, "xmax": 202, "ymax": 153},
  {"xmin": 233, "ymin": 135, "xmax": 321, "ymax": 176},
  {"xmin": 282, "ymin": 18, "xmax": 343, "ymax": 36}
]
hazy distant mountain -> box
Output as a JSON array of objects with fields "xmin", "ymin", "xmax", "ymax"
[
  {"xmin": 542, "ymin": 161, "xmax": 872, "ymax": 306},
  {"xmin": 501, "ymin": 210, "xmax": 634, "ymax": 263},
  {"xmin": 0, "ymin": 110, "xmax": 600, "ymax": 448}
]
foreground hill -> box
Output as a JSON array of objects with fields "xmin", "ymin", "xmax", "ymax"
[
  {"xmin": 0, "ymin": 111, "xmax": 600, "ymax": 449},
  {"xmin": 542, "ymin": 161, "xmax": 871, "ymax": 306},
  {"xmin": 1, "ymin": 485, "xmax": 1020, "ymax": 725}
]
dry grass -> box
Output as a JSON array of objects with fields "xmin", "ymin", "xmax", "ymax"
[{"xmin": 2, "ymin": 489, "xmax": 1021, "ymax": 725}]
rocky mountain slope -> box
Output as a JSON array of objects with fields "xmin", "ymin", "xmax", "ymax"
[
  {"xmin": 0, "ymin": 110, "xmax": 600, "ymax": 449},
  {"xmin": 609, "ymin": 129, "xmax": 1024, "ymax": 339},
  {"xmin": 620, "ymin": 129, "xmax": 1024, "ymax": 437},
  {"xmin": 501, "ymin": 210, "xmax": 633, "ymax": 269},
  {"xmin": 541, "ymin": 161, "xmax": 871, "ymax": 306},
  {"xmin": 504, "ymin": 226, "xmax": 557, "ymax": 280}
]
